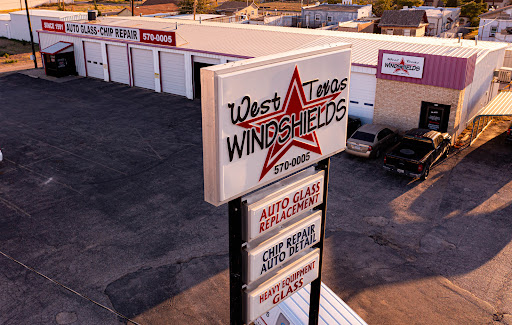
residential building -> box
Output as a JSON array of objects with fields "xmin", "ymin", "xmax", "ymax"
[
  {"xmin": 118, "ymin": 3, "xmax": 180, "ymax": 17},
  {"xmin": 402, "ymin": 6, "xmax": 460, "ymax": 36},
  {"xmin": 337, "ymin": 19, "xmax": 376, "ymax": 33},
  {"xmin": 215, "ymin": 1, "xmax": 259, "ymax": 18},
  {"xmin": 478, "ymin": 5, "xmax": 512, "ymax": 41},
  {"xmin": 300, "ymin": 4, "xmax": 372, "ymax": 28},
  {"xmin": 422, "ymin": 0, "xmax": 444, "ymax": 7},
  {"xmin": 484, "ymin": 0, "xmax": 511, "ymax": 9},
  {"xmin": 379, "ymin": 10, "xmax": 429, "ymax": 36}
]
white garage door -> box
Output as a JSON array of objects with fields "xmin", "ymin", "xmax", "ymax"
[
  {"xmin": 107, "ymin": 44, "xmax": 129, "ymax": 85},
  {"xmin": 348, "ymin": 72, "xmax": 376, "ymax": 124},
  {"xmin": 131, "ymin": 48, "xmax": 155, "ymax": 90},
  {"xmin": 160, "ymin": 52, "xmax": 186, "ymax": 96},
  {"xmin": 84, "ymin": 42, "xmax": 104, "ymax": 79}
]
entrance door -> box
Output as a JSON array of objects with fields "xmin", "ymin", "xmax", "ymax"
[
  {"xmin": 107, "ymin": 44, "xmax": 129, "ymax": 85},
  {"xmin": 419, "ymin": 102, "xmax": 451, "ymax": 132},
  {"xmin": 84, "ymin": 42, "xmax": 104, "ymax": 79},
  {"xmin": 193, "ymin": 62, "xmax": 213, "ymax": 99}
]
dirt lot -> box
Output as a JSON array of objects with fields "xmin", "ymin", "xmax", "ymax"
[
  {"xmin": 0, "ymin": 38, "xmax": 41, "ymax": 72},
  {"xmin": 0, "ymin": 73, "xmax": 512, "ymax": 325}
]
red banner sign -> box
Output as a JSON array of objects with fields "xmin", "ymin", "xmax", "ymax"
[
  {"xmin": 140, "ymin": 29, "xmax": 176, "ymax": 46},
  {"xmin": 42, "ymin": 20, "xmax": 65, "ymax": 33}
]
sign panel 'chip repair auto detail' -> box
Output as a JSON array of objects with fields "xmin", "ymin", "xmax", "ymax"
[{"xmin": 201, "ymin": 44, "xmax": 352, "ymax": 206}]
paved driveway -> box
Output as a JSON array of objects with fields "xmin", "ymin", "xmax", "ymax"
[{"xmin": 1, "ymin": 73, "xmax": 512, "ymax": 325}]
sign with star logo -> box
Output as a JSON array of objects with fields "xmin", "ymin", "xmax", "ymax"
[
  {"xmin": 201, "ymin": 44, "xmax": 351, "ymax": 206},
  {"xmin": 381, "ymin": 52, "xmax": 425, "ymax": 79}
]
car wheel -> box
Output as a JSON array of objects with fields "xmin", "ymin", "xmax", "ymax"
[{"xmin": 421, "ymin": 165, "xmax": 430, "ymax": 180}]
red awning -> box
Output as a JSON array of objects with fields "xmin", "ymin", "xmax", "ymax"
[{"xmin": 41, "ymin": 42, "xmax": 73, "ymax": 55}]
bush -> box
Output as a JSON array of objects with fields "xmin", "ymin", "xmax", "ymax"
[{"xmin": 3, "ymin": 59, "xmax": 18, "ymax": 64}]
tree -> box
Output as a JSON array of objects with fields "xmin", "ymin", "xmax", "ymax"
[
  {"xmin": 373, "ymin": 0, "xmax": 395, "ymax": 17},
  {"xmin": 178, "ymin": 0, "xmax": 212, "ymax": 14},
  {"xmin": 396, "ymin": 0, "xmax": 423, "ymax": 9},
  {"xmin": 461, "ymin": 0, "xmax": 486, "ymax": 27},
  {"xmin": 445, "ymin": 0, "xmax": 461, "ymax": 7}
]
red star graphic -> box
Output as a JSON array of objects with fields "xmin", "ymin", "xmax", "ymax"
[
  {"xmin": 393, "ymin": 58, "xmax": 410, "ymax": 75},
  {"xmin": 235, "ymin": 66, "xmax": 342, "ymax": 180}
]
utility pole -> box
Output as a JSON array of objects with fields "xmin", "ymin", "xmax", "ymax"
[
  {"xmin": 132, "ymin": 0, "xmax": 134, "ymax": 16},
  {"xmin": 193, "ymin": 0, "xmax": 198, "ymax": 20},
  {"xmin": 24, "ymin": 0, "xmax": 38, "ymax": 69}
]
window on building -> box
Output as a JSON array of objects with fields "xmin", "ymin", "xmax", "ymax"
[
  {"xmin": 490, "ymin": 26, "xmax": 498, "ymax": 37},
  {"xmin": 315, "ymin": 14, "xmax": 321, "ymax": 21},
  {"xmin": 327, "ymin": 15, "xmax": 333, "ymax": 22},
  {"xmin": 251, "ymin": 11, "xmax": 254, "ymax": 15},
  {"xmin": 387, "ymin": 29, "xmax": 393, "ymax": 35},
  {"xmin": 404, "ymin": 29, "xmax": 411, "ymax": 36}
]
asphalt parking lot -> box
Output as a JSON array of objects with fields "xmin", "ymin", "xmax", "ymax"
[{"xmin": 1, "ymin": 73, "xmax": 512, "ymax": 325}]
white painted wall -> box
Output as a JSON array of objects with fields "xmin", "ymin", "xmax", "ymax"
[
  {"xmin": 7, "ymin": 11, "xmax": 86, "ymax": 43},
  {"xmin": 39, "ymin": 32, "xmax": 238, "ymax": 100},
  {"xmin": 478, "ymin": 9, "xmax": 512, "ymax": 41},
  {"xmin": 459, "ymin": 49, "xmax": 505, "ymax": 134}
]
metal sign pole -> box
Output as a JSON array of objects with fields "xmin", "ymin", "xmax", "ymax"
[
  {"xmin": 228, "ymin": 197, "xmax": 244, "ymax": 325},
  {"xmin": 308, "ymin": 157, "xmax": 330, "ymax": 325}
]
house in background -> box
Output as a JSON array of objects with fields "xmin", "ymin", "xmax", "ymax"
[
  {"xmin": 422, "ymin": 0, "xmax": 445, "ymax": 7},
  {"xmin": 478, "ymin": 5, "xmax": 512, "ymax": 41},
  {"xmin": 300, "ymin": 3, "xmax": 372, "ymax": 28},
  {"xmin": 258, "ymin": 2, "xmax": 302, "ymax": 16},
  {"xmin": 484, "ymin": 0, "xmax": 511, "ymax": 9},
  {"xmin": 118, "ymin": 0, "xmax": 179, "ymax": 17},
  {"xmin": 378, "ymin": 10, "xmax": 429, "ymax": 36},
  {"xmin": 215, "ymin": 1, "xmax": 259, "ymax": 18},
  {"xmin": 337, "ymin": 19, "xmax": 376, "ymax": 33},
  {"xmin": 401, "ymin": 6, "xmax": 460, "ymax": 36}
]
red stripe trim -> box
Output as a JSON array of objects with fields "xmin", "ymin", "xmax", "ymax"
[{"xmin": 39, "ymin": 30, "xmax": 252, "ymax": 60}]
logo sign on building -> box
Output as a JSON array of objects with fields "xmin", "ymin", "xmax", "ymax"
[
  {"xmin": 380, "ymin": 53, "xmax": 425, "ymax": 79},
  {"xmin": 243, "ymin": 169, "xmax": 324, "ymax": 242},
  {"xmin": 243, "ymin": 211, "xmax": 321, "ymax": 284},
  {"xmin": 202, "ymin": 44, "xmax": 351, "ymax": 206},
  {"xmin": 41, "ymin": 20, "xmax": 176, "ymax": 46},
  {"xmin": 244, "ymin": 249, "xmax": 320, "ymax": 323}
]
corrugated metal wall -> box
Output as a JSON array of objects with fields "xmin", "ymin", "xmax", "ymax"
[{"xmin": 458, "ymin": 48, "xmax": 506, "ymax": 134}]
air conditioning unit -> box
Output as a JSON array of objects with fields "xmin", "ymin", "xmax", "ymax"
[{"xmin": 497, "ymin": 67, "xmax": 512, "ymax": 83}]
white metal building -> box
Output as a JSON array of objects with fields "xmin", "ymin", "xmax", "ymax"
[
  {"xmin": 37, "ymin": 16, "xmax": 509, "ymax": 138},
  {"xmin": 1, "ymin": 10, "xmax": 86, "ymax": 43}
]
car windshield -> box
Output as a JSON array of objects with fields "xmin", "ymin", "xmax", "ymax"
[
  {"xmin": 351, "ymin": 131, "xmax": 375, "ymax": 142},
  {"xmin": 401, "ymin": 138, "xmax": 434, "ymax": 151}
]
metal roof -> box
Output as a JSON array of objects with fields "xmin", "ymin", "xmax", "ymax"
[
  {"xmin": 475, "ymin": 91, "xmax": 512, "ymax": 117},
  {"xmin": 256, "ymin": 283, "xmax": 367, "ymax": 325},
  {"xmin": 41, "ymin": 41, "xmax": 73, "ymax": 55},
  {"xmin": 52, "ymin": 16, "xmax": 510, "ymax": 66}
]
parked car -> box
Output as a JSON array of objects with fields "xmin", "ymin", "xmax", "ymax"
[
  {"xmin": 347, "ymin": 116, "xmax": 362, "ymax": 138},
  {"xmin": 383, "ymin": 128, "xmax": 451, "ymax": 180},
  {"xmin": 346, "ymin": 124, "xmax": 399, "ymax": 158},
  {"xmin": 507, "ymin": 122, "xmax": 512, "ymax": 143}
]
